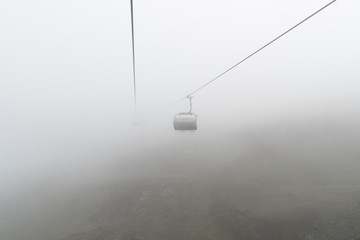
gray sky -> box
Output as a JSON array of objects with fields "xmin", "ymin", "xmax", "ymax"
[
  {"xmin": 0, "ymin": 0, "xmax": 359, "ymax": 192},
  {"xmin": 1, "ymin": 0, "xmax": 359, "ymax": 115}
]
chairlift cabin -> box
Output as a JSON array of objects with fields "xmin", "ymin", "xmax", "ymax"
[
  {"xmin": 174, "ymin": 113, "xmax": 197, "ymax": 131},
  {"xmin": 173, "ymin": 96, "xmax": 197, "ymax": 131}
]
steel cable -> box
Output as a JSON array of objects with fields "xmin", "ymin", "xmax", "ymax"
[{"xmin": 168, "ymin": 0, "xmax": 337, "ymax": 107}]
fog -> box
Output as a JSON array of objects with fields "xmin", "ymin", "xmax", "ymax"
[{"xmin": 1, "ymin": 0, "xmax": 360, "ymax": 239}]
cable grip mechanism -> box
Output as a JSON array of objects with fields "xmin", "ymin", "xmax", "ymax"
[{"xmin": 187, "ymin": 95, "xmax": 193, "ymax": 113}]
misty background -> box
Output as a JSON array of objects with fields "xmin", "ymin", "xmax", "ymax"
[{"xmin": 1, "ymin": 0, "xmax": 360, "ymax": 239}]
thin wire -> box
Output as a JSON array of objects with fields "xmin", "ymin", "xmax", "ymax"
[
  {"xmin": 168, "ymin": 0, "xmax": 337, "ymax": 107},
  {"xmin": 130, "ymin": 0, "xmax": 137, "ymax": 110}
]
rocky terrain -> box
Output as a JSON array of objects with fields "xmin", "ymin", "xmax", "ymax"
[{"xmin": 1, "ymin": 122, "xmax": 360, "ymax": 240}]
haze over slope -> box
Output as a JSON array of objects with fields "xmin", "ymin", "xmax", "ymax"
[{"xmin": 1, "ymin": 114, "xmax": 360, "ymax": 240}]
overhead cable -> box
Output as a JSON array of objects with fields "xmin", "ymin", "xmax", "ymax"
[
  {"xmin": 130, "ymin": 0, "xmax": 137, "ymax": 110},
  {"xmin": 168, "ymin": 0, "xmax": 337, "ymax": 107}
]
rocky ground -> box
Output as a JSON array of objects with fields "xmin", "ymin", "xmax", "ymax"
[{"xmin": 1, "ymin": 122, "xmax": 360, "ymax": 240}]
